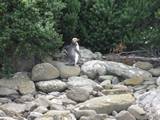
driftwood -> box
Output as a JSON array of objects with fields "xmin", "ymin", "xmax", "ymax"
[{"xmin": 103, "ymin": 54, "xmax": 160, "ymax": 66}]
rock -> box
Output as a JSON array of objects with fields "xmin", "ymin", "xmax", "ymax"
[
  {"xmin": 137, "ymin": 90, "xmax": 160, "ymax": 120},
  {"xmin": 115, "ymin": 110, "xmax": 136, "ymax": 120},
  {"xmin": 66, "ymin": 87, "xmax": 90, "ymax": 102},
  {"xmin": 94, "ymin": 52, "xmax": 102, "ymax": 60},
  {"xmin": 33, "ymin": 106, "xmax": 48, "ymax": 114},
  {"xmin": 102, "ymin": 85, "xmax": 130, "ymax": 95},
  {"xmin": 143, "ymin": 78, "xmax": 156, "ymax": 85},
  {"xmin": 0, "ymin": 72, "xmax": 36, "ymax": 95},
  {"xmin": 133, "ymin": 85, "xmax": 148, "ymax": 91},
  {"xmin": 50, "ymin": 61, "xmax": 80, "ymax": 78},
  {"xmin": 0, "ymin": 117, "xmax": 17, "ymax": 120},
  {"xmin": 32, "ymin": 63, "xmax": 59, "ymax": 81},
  {"xmin": 156, "ymin": 77, "xmax": 160, "ymax": 86},
  {"xmin": 0, "ymin": 110, "xmax": 6, "ymax": 117},
  {"xmin": 79, "ymin": 114, "xmax": 108, "ymax": 120},
  {"xmin": 100, "ymin": 80, "xmax": 111, "ymax": 88},
  {"xmin": 36, "ymin": 79, "xmax": 67, "ymax": 93},
  {"xmin": 25, "ymin": 101, "xmax": 38, "ymax": 111},
  {"xmin": 0, "ymin": 87, "xmax": 18, "ymax": 96},
  {"xmin": 20, "ymin": 94, "xmax": 34, "ymax": 102},
  {"xmin": 81, "ymin": 60, "xmax": 107, "ymax": 79},
  {"xmin": 67, "ymin": 77, "xmax": 102, "ymax": 90},
  {"xmin": 99, "ymin": 75, "xmax": 120, "ymax": 84},
  {"xmin": 73, "ymin": 110, "xmax": 97, "ymax": 119},
  {"xmin": 123, "ymin": 76, "xmax": 144, "ymax": 86},
  {"xmin": 105, "ymin": 61, "xmax": 152, "ymax": 79},
  {"xmin": 0, "ymin": 98, "xmax": 11, "ymax": 104},
  {"xmin": 28, "ymin": 112, "xmax": 43, "ymax": 120},
  {"xmin": 128, "ymin": 105, "xmax": 147, "ymax": 120},
  {"xmin": 35, "ymin": 116, "xmax": 53, "ymax": 120},
  {"xmin": 76, "ymin": 94, "xmax": 135, "ymax": 114},
  {"xmin": 79, "ymin": 47, "xmax": 96, "ymax": 63},
  {"xmin": 102, "ymin": 89, "xmax": 128, "ymax": 95},
  {"xmin": 133, "ymin": 61, "xmax": 153, "ymax": 70},
  {"xmin": 149, "ymin": 68, "xmax": 160, "ymax": 77},
  {"xmin": 98, "ymin": 75, "xmax": 117, "ymax": 82},
  {"xmin": 1, "ymin": 103, "xmax": 26, "ymax": 113},
  {"xmin": 34, "ymin": 96, "xmax": 50, "ymax": 107},
  {"xmin": 43, "ymin": 110, "xmax": 76, "ymax": 120}
]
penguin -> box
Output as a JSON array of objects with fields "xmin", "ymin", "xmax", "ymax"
[{"xmin": 64, "ymin": 38, "xmax": 81, "ymax": 66}]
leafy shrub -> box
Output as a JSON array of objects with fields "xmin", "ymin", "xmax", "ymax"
[{"xmin": 0, "ymin": 0, "xmax": 65, "ymax": 77}]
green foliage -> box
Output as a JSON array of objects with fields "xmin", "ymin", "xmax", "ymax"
[
  {"xmin": 61, "ymin": 0, "xmax": 80, "ymax": 42},
  {"xmin": 0, "ymin": 0, "xmax": 65, "ymax": 76},
  {"xmin": 78, "ymin": 0, "xmax": 158, "ymax": 52}
]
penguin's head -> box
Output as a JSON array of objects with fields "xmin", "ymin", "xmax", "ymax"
[{"xmin": 72, "ymin": 37, "xmax": 79, "ymax": 43}]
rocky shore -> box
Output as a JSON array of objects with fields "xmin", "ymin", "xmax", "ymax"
[{"xmin": 0, "ymin": 48, "xmax": 160, "ymax": 120}]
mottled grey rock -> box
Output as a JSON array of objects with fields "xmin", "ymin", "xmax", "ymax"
[
  {"xmin": 149, "ymin": 68, "xmax": 160, "ymax": 77},
  {"xmin": 32, "ymin": 63, "xmax": 60, "ymax": 81},
  {"xmin": 27, "ymin": 112, "xmax": 43, "ymax": 120},
  {"xmin": 20, "ymin": 94, "xmax": 34, "ymax": 102},
  {"xmin": 115, "ymin": 110, "xmax": 136, "ymax": 120},
  {"xmin": 67, "ymin": 77, "xmax": 102, "ymax": 90},
  {"xmin": 0, "ymin": 72, "xmax": 35, "ymax": 95},
  {"xmin": 79, "ymin": 114, "xmax": 108, "ymax": 120},
  {"xmin": 1, "ymin": 103, "xmax": 26, "ymax": 113},
  {"xmin": 0, "ymin": 110, "xmax": 6, "ymax": 117},
  {"xmin": 81, "ymin": 60, "xmax": 107, "ymax": 79},
  {"xmin": 44, "ymin": 110, "xmax": 76, "ymax": 120},
  {"xmin": 34, "ymin": 96, "xmax": 50, "ymax": 107},
  {"xmin": 76, "ymin": 94, "xmax": 135, "ymax": 114},
  {"xmin": 0, "ymin": 98, "xmax": 11, "ymax": 104},
  {"xmin": 156, "ymin": 77, "xmax": 160, "ymax": 86},
  {"xmin": 100, "ymin": 80, "xmax": 111, "ymax": 88},
  {"xmin": 73, "ymin": 110, "xmax": 97, "ymax": 119},
  {"xmin": 66, "ymin": 87, "xmax": 90, "ymax": 102},
  {"xmin": 25, "ymin": 101, "xmax": 38, "ymax": 111},
  {"xmin": 50, "ymin": 61, "xmax": 80, "ymax": 78},
  {"xmin": 128, "ymin": 105, "xmax": 147, "ymax": 120},
  {"xmin": 79, "ymin": 47, "xmax": 96, "ymax": 63},
  {"xmin": 36, "ymin": 79, "xmax": 67, "ymax": 93},
  {"xmin": 0, "ymin": 117, "xmax": 17, "ymax": 120},
  {"xmin": 33, "ymin": 106, "xmax": 48, "ymax": 114},
  {"xmin": 0, "ymin": 87, "xmax": 18, "ymax": 96},
  {"xmin": 105, "ymin": 61, "xmax": 152, "ymax": 79},
  {"xmin": 137, "ymin": 90, "xmax": 160, "ymax": 120},
  {"xmin": 133, "ymin": 61, "xmax": 153, "ymax": 70}
]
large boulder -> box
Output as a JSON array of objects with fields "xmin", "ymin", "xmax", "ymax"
[
  {"xmin": 0, "ymin": 72, "xmax": 35, "ymax": 95},
  {"xmin": 81, "ymin": 60, "xmax": 107, "ymax": 79},
  {"xmin": 137, "ymin": 90, "xmax": 160, "ymax": 120},
  {"xmin": 50, "ymin": 61, "xmax": 80, "ymax": 78},
  {"xmin": 32, "ymin": 63, "xmax": 59, "ymax": 81},
  {"xmin": 105, "ymin": 61, "xmax": 152, "ymax": 79},
  {"xmin": 67, "ymin": 77, "xmax": 102, "ymax": 90},
  {"xmin": 76, "ymin": 94, "xmax": 135, "ymax": 114},
  {"xmin": 36, "ymin": 79, "xmax": 67, "ymax": 93}
]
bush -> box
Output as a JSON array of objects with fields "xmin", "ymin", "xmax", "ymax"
[
  {"xmin": 78, "ymin": 0, "xmax": 158, "ymax": 53},
  {"xmin": 0, "ymin": 0, "xmax": 65, "ymax": 77}
]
